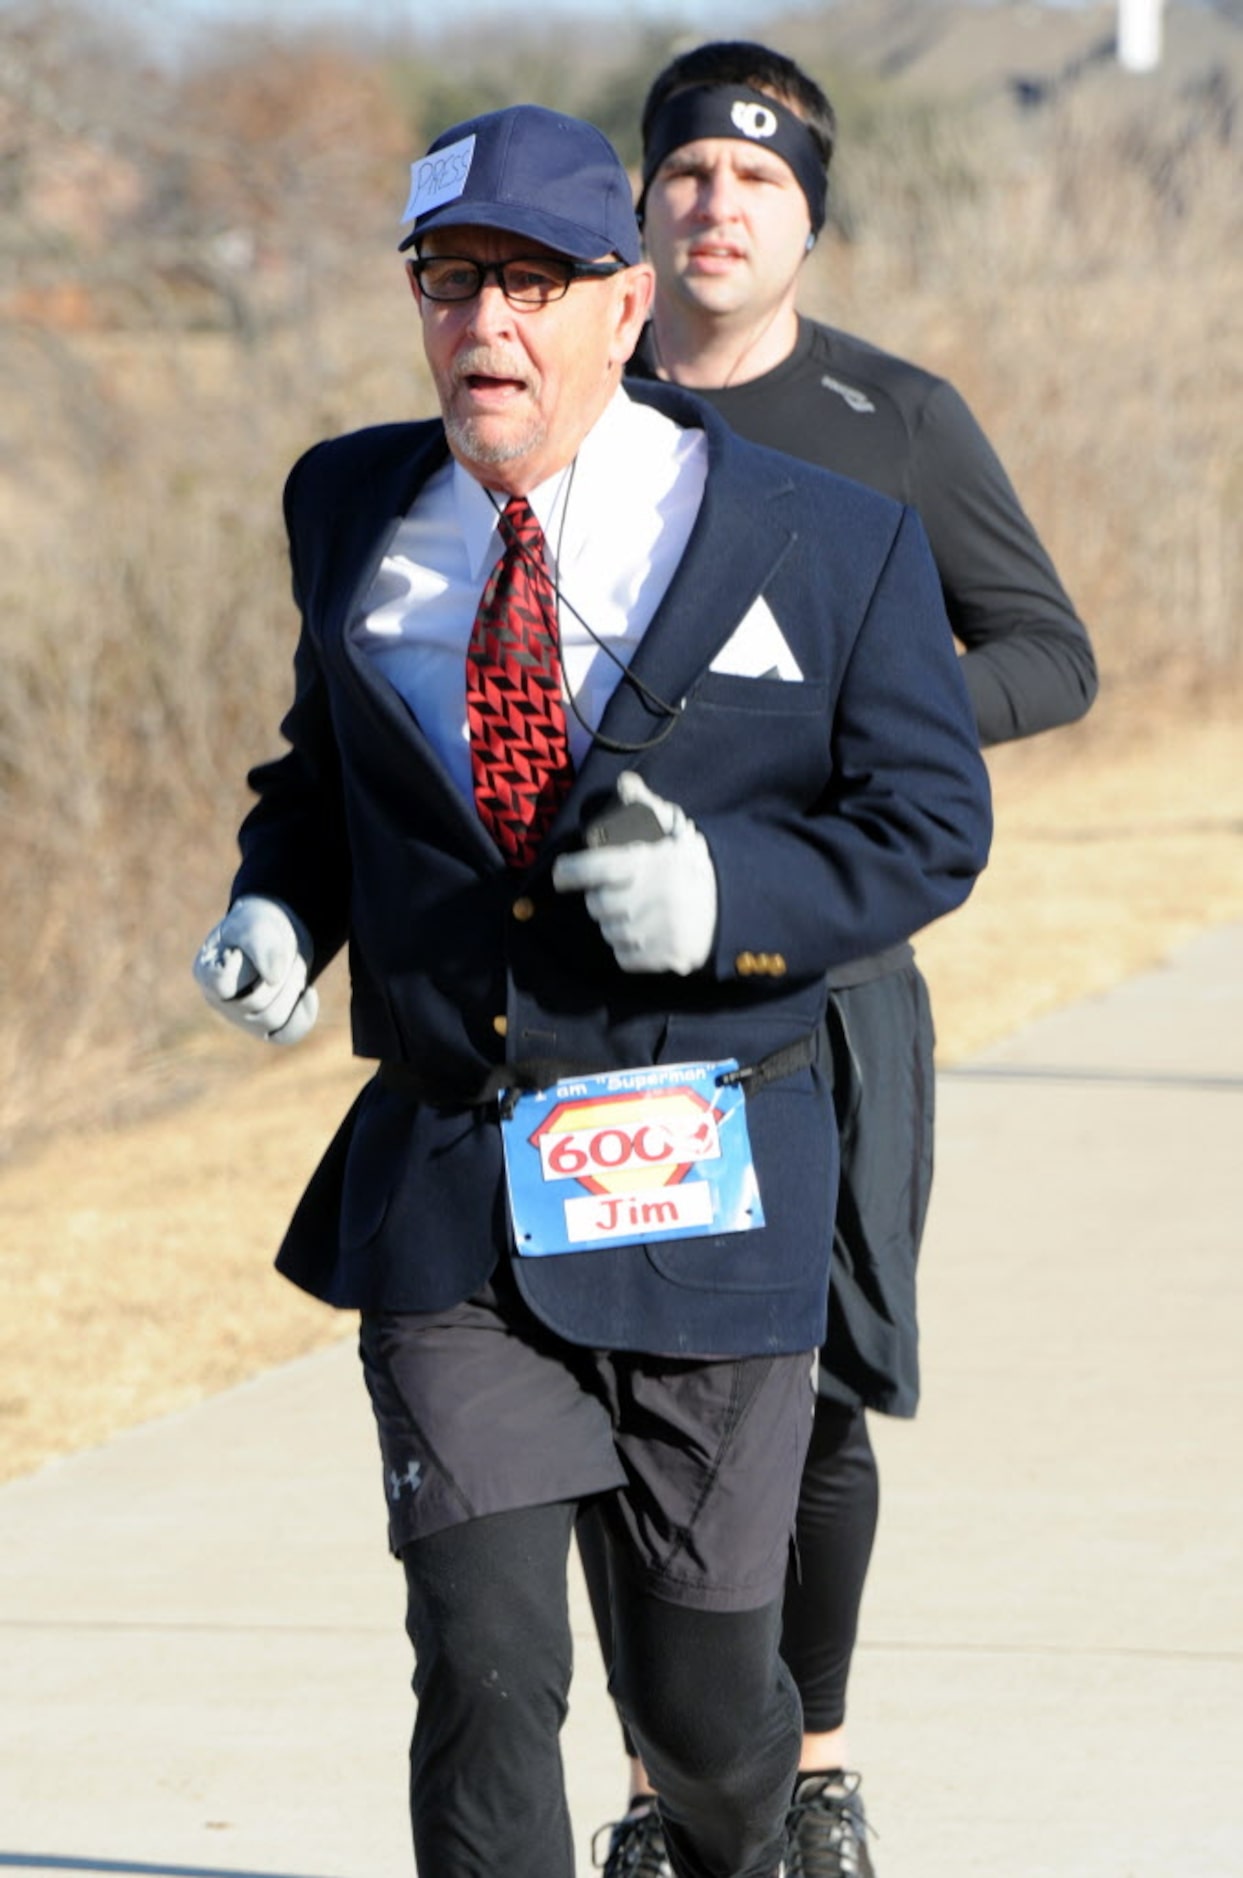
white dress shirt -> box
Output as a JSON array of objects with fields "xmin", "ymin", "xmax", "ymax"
[{"xmin": 352, "ymin": 386, "xmax": 708, "ymax": 801}]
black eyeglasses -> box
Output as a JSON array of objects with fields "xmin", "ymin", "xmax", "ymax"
[{"xmin": 407, "ymin": 254, "xmax": 627, "ymax": 308}]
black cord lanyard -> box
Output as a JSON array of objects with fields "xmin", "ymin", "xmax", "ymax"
[{"xmin": 485, "ymin": 460, "xmax": 684, "ymax": 756}]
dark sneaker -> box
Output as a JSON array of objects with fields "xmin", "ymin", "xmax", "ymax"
[
  {"xmin": 592, "ymin": 1799, "xmax": 673, "ymax": 1877},
  {"xmin": 786, "ymin": 1770, "xmax": 874, "ymax": 1878}
]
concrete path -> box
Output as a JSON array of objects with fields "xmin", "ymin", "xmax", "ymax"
[{"xmin": 2, "ymin": 925, "xmax": 1240, "ymax": 1878}]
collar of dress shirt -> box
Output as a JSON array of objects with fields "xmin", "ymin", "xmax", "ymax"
[{"xmin": 449, "ymin": 385, "xmax": 696, "ymax": 583}]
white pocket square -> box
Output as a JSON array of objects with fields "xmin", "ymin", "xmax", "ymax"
[{"xmin": 709, "ymin": 596, "xmax": 804, "ymax": 680}]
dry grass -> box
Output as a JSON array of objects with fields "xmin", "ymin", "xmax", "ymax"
[
  {"xmin": 919, "ymin": 678, "xmax": 1243, "ymax": 1053},
  {"xmin": 3, "ymin": 47, "xmax": 1239, "ymax": 1157}
]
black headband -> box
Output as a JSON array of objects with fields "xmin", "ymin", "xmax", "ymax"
[{"xmin": 639, "ymin": 83, "xmax": 827, "ymax": 234}]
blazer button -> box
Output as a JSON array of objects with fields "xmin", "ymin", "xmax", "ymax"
[
  {"xmin": 735, "ymin": 951, "xmax": 756, "ymax": 975},
  {"xmin": 492, "ymin": 1015, "xmax": 509, "ymax": 1037},
  {"xmin": 512, "ymin": 896, "xmax": 536, "ymax": 922}
]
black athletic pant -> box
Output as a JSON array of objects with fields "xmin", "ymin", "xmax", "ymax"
[
  {"xmin": 402, "ymin": 1501, "xmax": 798, "ymax": 1878},
  {"xmin": 780, "ymin": 1397, "xmax": 879, "ymax": 1733},
  {"xmin": 578, "ymin": 1396, "xmax": 878, "ymax": 1749}
]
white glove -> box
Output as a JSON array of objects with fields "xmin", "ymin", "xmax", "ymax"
[
  {"xmin": 552, "ymin": 772, "xmax": 717, "ymax": 976},
  {"xmin": 193, "ymin": 895, "xmax": 319, "ymax": 1045}
]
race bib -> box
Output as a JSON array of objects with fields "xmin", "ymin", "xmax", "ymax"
[{"xmin": 501, "ymin": 1061, "xmax": 764, "ymax": 1257}]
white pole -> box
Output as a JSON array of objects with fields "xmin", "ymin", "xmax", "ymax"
[{"xmin": 1118, "ymin": 0, "xmax": 1163, "ymax": 72}]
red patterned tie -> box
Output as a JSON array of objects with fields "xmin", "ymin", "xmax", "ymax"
[{"xmin": 466, "ymin": 496, "xmax": 573, "ymax": 867}]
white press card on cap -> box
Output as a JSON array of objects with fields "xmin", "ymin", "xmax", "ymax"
[{"xmin": 401, "ymin": 134, "xmax": 476, "ymax": 223}]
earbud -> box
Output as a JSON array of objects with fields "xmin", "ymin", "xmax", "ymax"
[{"xmin": 805, "ymin": 231, "xmax": 817, "ymax": 253}]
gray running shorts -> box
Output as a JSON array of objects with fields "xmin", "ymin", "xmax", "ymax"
[{"xmin": 360, "ymin": 1263, "xmax": 815, "ymax": 1613}]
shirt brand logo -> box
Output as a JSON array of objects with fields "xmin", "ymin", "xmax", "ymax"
[
  {"xmin": 387, "ymin": 1459, "xmax": 423, "ymax": 1501},
  {"xmin": 821, "ymin": 374, "xmax": 876, "ymax": 415},
  {"xmin": 731, "ymin": 99, "xmax": 778, "ymax": 141}
]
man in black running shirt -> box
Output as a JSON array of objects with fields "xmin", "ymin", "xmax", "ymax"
[{"xmin": 583, "ymin": 38, "xmax": 1097, "ymax": 1878}]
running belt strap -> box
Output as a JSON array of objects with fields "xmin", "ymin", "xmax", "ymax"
[{"xmin": 376, "ymin": 1028, "xmax": 822, "ymax": 1111}]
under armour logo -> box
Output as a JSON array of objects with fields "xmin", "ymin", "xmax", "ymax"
[
  {"xmin": 387, "ymin": 1459, "xmax": 423, "ymax": 1501},
  {"xmin": 731, "ymin": 99, "xmax": 778, "ymax": 141}
]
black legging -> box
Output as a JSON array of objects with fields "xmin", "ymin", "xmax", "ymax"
[
  {"xmin": 403, "ymin": 1501, "xmax": 799, "ymax": 1878},
  {"xmin": 781, "ymin": 1397, "xmax": 879, "ymax": 1733},
  {"xmin": 579, "ymin": 1396, "xmax": 878, "ymax": 1749}
]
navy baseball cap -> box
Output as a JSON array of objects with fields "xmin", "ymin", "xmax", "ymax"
[{"xmin": 398, "ymin": 104, "xmax": 641, "ymax": 266}]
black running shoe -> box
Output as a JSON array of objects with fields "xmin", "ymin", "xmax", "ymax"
[
  {"xmin": 592, "ymin": 1799, "xmax": 673, "ymax": 1877},
  {"xmin": 785, "ymin": 1770, "xmax": 874, "ymax": 1878}
]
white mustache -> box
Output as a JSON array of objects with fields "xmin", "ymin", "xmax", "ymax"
[{"xmin": 451, "ymin": 350, "xmax": 532, "ymax": 390}]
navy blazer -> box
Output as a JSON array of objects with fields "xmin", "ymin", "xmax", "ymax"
[{"xmin": 232, "ymin": 381, "xmax": 991, "ymax": 1357}]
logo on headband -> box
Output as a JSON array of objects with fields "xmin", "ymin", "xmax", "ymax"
[{"xmin": 730, "ymin": 99, "xmax": 778, "ymax": 141}]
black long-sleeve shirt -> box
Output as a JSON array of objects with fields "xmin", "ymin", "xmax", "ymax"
[{"xmin": 631, "ymin": 317, "xmax": 1097, "ymax": 747}]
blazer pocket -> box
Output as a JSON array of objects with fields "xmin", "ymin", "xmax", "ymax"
[
  {"xmin": 340, "ymin": 1079, "xmax": 411, "ymax": 1251},
  {"xmin": 646, "ymin": 1082, "xmax": 831, "ymax": 1295},
  {"xmin": 689, "ymin": 673, "xmax": 828, "ymax": 715},
  {"xmin": 646, "ymin": 1051, "xmax": 834, "ymax": 1296},
  {"xmin": 338, "ymin": 1078, "xmax": 505, "ymax": 1288}
]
